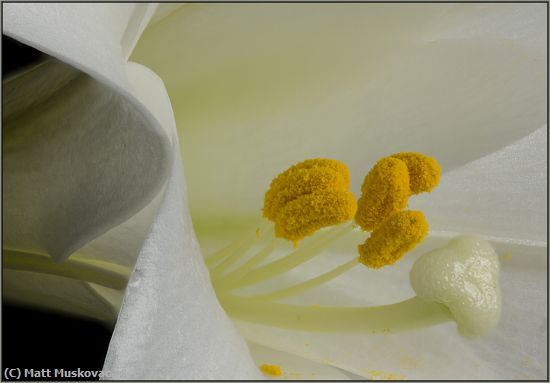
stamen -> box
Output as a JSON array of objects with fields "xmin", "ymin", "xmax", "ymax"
[
  {"xmin": 250, "ymin": 258, "xmax": 358, "ymax": 301},
  {"xmin": 263, "ymin": 158, "xmax": 355, "ymax": 242},
  {"xmin": 214, "ymin": 238, "xmax": 280, "ymax": 287},
  {"xmin": 354, "ymin": 157, "xmax": 410, "ymax": 231},
  {"xmin": 358, "ymin": 210, "xmax": 428, "ymax": 269},
  {"xmin": 246, "ymin": 212, "xmax": 426, "ymax": 300},
  {"xmin": 263, "ymin": 159, "xmax": 349, "ymax": 221},
  {"xmin": 390, "ymin": 152, "xmax": 441, "ymax": 194},
  {"xmin": 226, "ymin": 223, "xmax": 354, "ymax": 289},
  {"xmin": 206, "ymin": 219, "xmax": 270, "ymax": 267},
  {"xmin": 204, "ymin": 152, "xmax": 497, "ymax": 340},
  {"xmin": 208, "ymin": 220, "xmax": 272, "ymax": 275}
]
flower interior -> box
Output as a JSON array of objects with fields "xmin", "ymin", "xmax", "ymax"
[
  {"xmin": 208, "ymin": 153, "xmax": 502, "ymax": 338},
  {"xmin": 3, "ymin": 151, "xmax": 502, "ymax": 340}
]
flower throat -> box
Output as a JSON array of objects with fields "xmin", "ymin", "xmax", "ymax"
[{"xmin": 206, "ymin": 153, "xmax": 460, "ymax": 334}]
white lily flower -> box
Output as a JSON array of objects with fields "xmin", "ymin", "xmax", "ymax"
[{"xmin": 3, "ymin": 3, "xmax": 546, "ymax": 380}]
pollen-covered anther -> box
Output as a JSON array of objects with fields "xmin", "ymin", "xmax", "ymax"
[
  {"xmin": 264, "ymin": 167, "xmax": 349, "ymax": 221},
  {"xmin": 358, "ymin": 210, "xmax": 428, "ymax": 269},
  {"xmin": 354, "ymin": 157, "xmax": 410, "ymax": 231},
  {"xmin": 391, "ymin": 152, "xmax": 441, "ymax": 194},
  {"xmin": 275, "ymin": 190, "xmax": 357, "ymax": 242},
  {"xmin": 263, "ymin": 158, "xmax": 355, "ymax": 242}
]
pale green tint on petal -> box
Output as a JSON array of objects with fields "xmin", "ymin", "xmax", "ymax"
[
  {"xmin": 235, "ymin": 235, "xmax": 547, "ymax": 380},
  {"xmin": 248, "ymin": 342, "xmax": 352, "ymax": 380},
  {"xmin": 4, "ymin": 4, "xmax": 261, "ymax": 378},
  {"xmin": 102, "ymin": 63, "xmax": 262, "ymax": 380},
  {"xmin": 148, "ymin": 4, "xmax": 186, "ymax": 27},
  {"xmin": 87, "ymin": 283, "xmax": 125, "ymax": 316},
  {"xmin": 133, "ymin": 3, "xmax": 546, "ymax": 228}
]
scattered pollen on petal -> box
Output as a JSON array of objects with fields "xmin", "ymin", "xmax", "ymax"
[
  {"xmin": 390, "ymin": 152, "xmax": 441, "ymax": 194},
  {"xmin": 263, "ymin": 159, "xmax": 356, "ymax": 242},
  {"xmin": 358, "ymin": 210, "xmax": 428, "ymax": 269},
  {"xmin": 260, "ymin": 364, "xmax": 282, "ymax": 377},
  {"xmin": 355, "ymin": 157, "xmax": 410, "ymax": 231}
]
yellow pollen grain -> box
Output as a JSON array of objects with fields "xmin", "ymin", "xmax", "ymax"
[
  {"xmin": 263, "ymin": 159, "xmax": 355, "ymax": 242},
  {"xmin": 274, "ymin": 190, "xmax": 357, "ymax": 241},
  {"xmin": 391, "ymin": 152, "xmax": 441, "ymax": 194},
  {"xmin": 358, "ymin": 210, "xmax": 428, "ymax": 269},
  {"xmin": 260, "ymin": 364, "xmax": 282, "ymax": 377},
  {"xmin": 355, "ymin": 157, "xmax": 410, "ymax": 232}
]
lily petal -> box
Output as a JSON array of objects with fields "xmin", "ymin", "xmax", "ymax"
[
  {"xmin": 103, "ymin": 64, "xmax": 261, "ymax": 379},
  {"xmin": 3, "ymin": 3, "xmax": 171, "ymax": 262},
  {"xmin": 4, "ymin": 3, "xmax": 261, "ymax": 379},
  {"xmin": 132, "ymin": 3, "xmax": 546, "ymax": 230},
  {"xmin": 249, "ymin": 342, "xmax": 353, "ymax": 380},
  {"xmin": 412, "ymin": 126, "xmax": 547, "ymax": 244}
]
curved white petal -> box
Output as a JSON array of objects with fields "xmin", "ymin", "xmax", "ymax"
[
  {"xmin": 3, "ymin": 3, "xmax": 171, "ymax": 262},
  {"xmin": 132, "ymin": 3, "xmax": 546, "ymax": 228},
  {"xmin": 4, "ymin": 3, "xmax": 260, "ymax": 379},
  {"xmin": 412, "ymin": 126, "xmax": 547, "ymax": 243},
  {"xmin": 102, "ymin": 64, "xmax": 261, "ymax": 380}
]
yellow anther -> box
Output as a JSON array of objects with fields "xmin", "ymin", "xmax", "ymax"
[
  {"xmin": 358, "ymin": 210, "xmax": 428, "ymax": 269},
  {"xmin": 260, "ymin": 364, "xmax": 282, "ymax": 377},
  {"xmin": 285, "ymin": 158, "xmax": 350, "ymax": 185},
  {"xmin": 391, "ymin": 152, "xmax": 441, "ymax": 194},
  {"xmin": 355, "ymin": 157, "xmax": 410, "ymax": 231},
  {"xmin": 264, "ymin": 166, "xmax": 348, "ymax": 221},
  {"xmin": 263, "ymin": 159, "xmax": 355, "ymax": 242},
  {"xmin": 274, "ymin": 190, "xmax": 357, "ymax": 241}
]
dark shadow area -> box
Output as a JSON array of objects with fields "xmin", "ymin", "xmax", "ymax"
[
  {"xmin": 2, "ymin": 304, "xmax": 113, "ymax": 381},
  {"xmin": 2, "ymin": 35, "xmax": 48, "ymax": 77}
]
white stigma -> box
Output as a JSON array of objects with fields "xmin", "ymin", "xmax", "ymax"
[{"xmin": 410, "ymin": 235, "xmax": 501, "ymax": 338}]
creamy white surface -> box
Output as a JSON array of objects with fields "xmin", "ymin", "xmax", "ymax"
[{"xmin": 410, "ymin": 235, "xmax": 501, "ymax": 338}]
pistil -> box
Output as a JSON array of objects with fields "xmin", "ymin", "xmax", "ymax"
[
  {"xmin": 219, "ymin": 294, "xmax": 453, "ymax": 333},
  {"xmin": 206, "ymin": 153, "xmax": 500, "ymax": 339}
]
